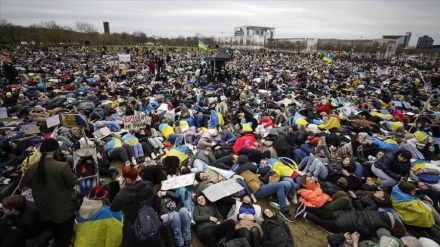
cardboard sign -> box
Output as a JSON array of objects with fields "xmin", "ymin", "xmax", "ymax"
[
  {"xmin": 0, "ymin": 107, "xmax": 8, "ymax": 119},
  {"xmin": 21, "ymin": 123, "xmax": 41, "ymax": 135},
  {"xmin": 203, "ymin": 179, "xmax": 244, "ymax": 202},
  {"xmin": 46, "ymin": 115, "xmax": 61, "ymax": 128},
  {"xmin": 62, "ymin": 114, "xmax": 88, "ymax": 128},
  {"xmin": 93, "ymin": 126, "xmax": 112, "ymax": 139},
  {"xmin": 123, "ymin": 111, "xmax": 151, "ymax": 130},
  {"xmin": 161, "ymin": 173, "xmax": 195, "ymax": 191},
  {"xmin": 118, "ymin": 54, "xmax": 131, "ymax": 62}
]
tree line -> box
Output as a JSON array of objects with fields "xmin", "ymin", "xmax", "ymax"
[{"xmin": 0, "ymin": 19, "xmax": 216, "ymax": 47}]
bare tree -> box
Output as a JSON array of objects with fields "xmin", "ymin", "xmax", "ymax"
[{"xmin": 75, "ymin": 21, "xmax": 97, "ymax": 33}]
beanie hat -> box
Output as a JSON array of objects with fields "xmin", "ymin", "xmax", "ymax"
[
  {"xmin": 327, "ymin": 234, "xmax": 346, "ymax": 247},
  {"xmin": 88, "ymin": 185, "xmax": 107, "ymax": 200},
  {"xmin": 39, "ymin": 138, "xmax": 59, "ymax": 153}
]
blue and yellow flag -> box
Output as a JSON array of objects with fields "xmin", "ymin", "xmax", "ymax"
[
  {"xmin": 323, "ymin": 54, "xmax": 333, "ymax": 63},
  {"xmin": 198, "ymin": 40, "xmax": 208, "ymax": 51}
]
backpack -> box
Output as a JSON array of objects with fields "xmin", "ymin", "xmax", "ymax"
[{"xmin": 128, "ymin": 201, "xmax": 161, "ymax": 243}]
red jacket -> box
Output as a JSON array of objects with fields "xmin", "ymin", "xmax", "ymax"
[
  {"xmin": 233, "ymin": 134, "xmax": 257, "ymax": 155},
  {"xmin": 297, "ymin": 181, "xmax": 331, "ymax": 208},
  {"xmin": 258, "ymin": 116, "xmax": 275, "ymax": 128},
  {"xmin": 315, "ymin": 103, "xmax": 332, "ymax": 116}
]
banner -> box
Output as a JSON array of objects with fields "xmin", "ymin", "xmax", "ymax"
[
  {"xmin": 93, "ymin": 126, "xmax": 112, "ymax": 139},
  {"xmin": 118, "ymin": 54, "xmax": 131, "ymax": 62},
  {"xmin": 161, "ymin": 173, "xmax": 195, "ymax": 191},
  {"xmin": 123, "ymin": 111, "xmax": 151, "ymax": 130}
]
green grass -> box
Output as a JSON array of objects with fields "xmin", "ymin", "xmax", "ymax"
[{"xmin": 105, "ymin": 161, "xmax": 330, "ymax": 247}]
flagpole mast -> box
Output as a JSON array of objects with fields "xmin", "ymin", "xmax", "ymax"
[{"xmin": 408, "ymin": 94, "xmax": 434, "ymax": 133}]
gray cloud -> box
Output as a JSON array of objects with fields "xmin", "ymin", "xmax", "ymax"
[{"xmin": 1, "ymin": 0, "xmax": 439, "ymax": 45}]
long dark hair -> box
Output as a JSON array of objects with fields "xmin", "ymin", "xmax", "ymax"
[{"xmin": 37, "ymin": 153, "xmax": 48, "ymax": 185}]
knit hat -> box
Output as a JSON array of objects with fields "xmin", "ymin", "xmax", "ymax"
[
  {"xmin": 88, "ymin": 185, "xmax": 107, "ymax": 200},
  {"xmin": 39, "ymin": 138, "xmax": 59, "ymax": 153},
  {"xmin": 327, "ymin": 234, "xmax": 346, "ymax": 247}
]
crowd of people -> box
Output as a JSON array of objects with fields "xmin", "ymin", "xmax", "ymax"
[{"xmin": 0, "ymin": 45, "xmax": 440, "ymax": 247}]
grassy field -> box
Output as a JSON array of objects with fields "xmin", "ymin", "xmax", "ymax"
[{"xmin": 107, "ymin": 161, "xmax": 330, "ymax": 247}]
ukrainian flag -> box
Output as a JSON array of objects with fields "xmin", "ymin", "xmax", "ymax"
[
  {"xmin": 198, "ymin": 40, "xmax": 208, "ymax": 51},
  {"xmin": 323, "ymin": 54, "xmax": 333, "ymax": 63}
]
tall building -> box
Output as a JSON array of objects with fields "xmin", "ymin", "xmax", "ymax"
[
  {"xmin": 382, "ymin": 32, "xmax": 411, "ymax": 48},
  {"xmin": 416, "ymin": 35, "xmax": 434, "ymax": 49},
  {"xmin": 217, "ymin": 26, "xmax": 275, "ymax": 47},
  {"xmin": 103, "ymin": 22, "xmax": 110, "ymax": 35}
]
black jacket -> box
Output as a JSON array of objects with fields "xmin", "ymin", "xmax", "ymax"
[
  {"xmin": 333, "ymin": 210, "xmax": 392, "ymax": 238},
  {"xmin": 262, "ymin": 218, "xmax": 295, "ymax": 247},
  {"xmin": 110, "ymin": 180, "xmax": 160, "ymax": 247},
  {"xmin": 374, "ymin": 150, "xmax": 411, "ymax": 180}
]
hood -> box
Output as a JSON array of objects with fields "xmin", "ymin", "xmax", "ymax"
[{"xmin": 79, "ymin": 198, "xmax": 102, "ymax": 220}]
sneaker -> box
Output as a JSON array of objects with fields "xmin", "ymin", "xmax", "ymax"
[
  {"xmin": 279, "ymin": 210, "xmax": 295, "ymax": 223},
  {"xmin": 291, "ymin": 194, "xmax": 298, "ymax": 205},
  {"xmin": 250, "ymin": 193, "xmax": 257, "ymax": 203},
  {"xmin": 190, "ymin": 219, "xmax": 196, "ymax": 226},
  {"xmin": 131, "ymin": 157, "xmax": 137, "ymax": 165},
  {"xmin": 294, "ymin": 203, "xmax": 306, "ymax": 219},
  {"xmin": 285, "ymin": 197, "xmax": 290, "ymax": 206},
  {"xmin": 151, "ymin": 153, "xmax": 157, "ymax": 160},
  {"xmin": 269, "ymin": 201, "xmax": 280, "ymax": 210}
]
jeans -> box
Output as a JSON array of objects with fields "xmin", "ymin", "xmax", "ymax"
[
  {"xmin": 236, "ymin": 178, "xmax": 253, "ymax": 197},
  {"xmin": 190, "ymin": 159, "xmax": 209, "ymax": 173},
  {"xmin": 353, "ymin": 164, "xmax": 364, "ymax": 180},
  {"xmin": 132, "ymin": 143, "xmax": 144, "ymax": 158},
  {"xmin": 281, "ymin": 177, "xmax": 297, "ymax": 199},
  {"xmin": 371, "ymin": 165, "xmax": 397, "ymax": 189},
  {"xmin": 300, "ymin": 157, "xmax": 328, "ymax": 180},
  {"xmin": 168, "ymin": 133, "xmax": 184, "ymax": 147},
  {"xmin": 255, "ymin": 183, "xmax": 288, "ymax": 211},
  {"xmin": 148, "ymin": 137, "xmax": 164, "ymax": 149},
  {"xmin": 79, "ymin": 178, "xmax": 93, "ymax": 198},
  {"xmin": 180, "ymin": 189, "xmax": 196, "ymax": 215},
  {"xmin": 163, "ymin": 208, "xmax": 192, "ymax": 246}
]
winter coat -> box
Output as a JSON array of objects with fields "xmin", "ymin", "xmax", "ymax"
[
  {"xmin": 374, "ymin": 150, "xmax": 411, "ymax": 181},
  {"xmin": 297, "ymin": 180, "xmax": 331, "ymax": 208},
  {"xmin": 158, "ymin": 190, "xmax": 181, "ymax": 215},
  {"xmin": 333, "ymin": 210, "xmax": 393, "ymax": 238},
  {"xmin": 110, "ymin": 180, "xmax": 161, "ymax": 247},
  {"xmin": 4, "ymin": 200, "xmax": 42, "ymax": 239},
  {"xmin": 193, "ymin": 204, "xmax": 224, "ymax": 234},
  {"xmin": 235, "ymin": 156, "xmax": 271, "ymax": 194},
  {"xmin": 352, "ymin": 191, "xmax": 391, "ymax": 211},
  {"xmin": 259, "ymin": 116, "xmax": 275, "ymax": 128},
  {"xmin": 262, "ymin": 217, "xmax": 295, "ymax": 247},
  {"xmin": 76, "ymin": 198, "xmax": 123, "ymax": 247},
  {"xmin": 22, "ymin": 157, "xmax": 78, "ymax": 223}
]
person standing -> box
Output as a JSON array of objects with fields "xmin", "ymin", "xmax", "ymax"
[{"xmin": 22, "ymin": 138, "xmax": 78, "ymax": 247}]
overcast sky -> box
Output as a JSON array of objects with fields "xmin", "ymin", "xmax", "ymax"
[{"xmin": 1, "ymin": 0, "xmax": 439, "ymax": 46}]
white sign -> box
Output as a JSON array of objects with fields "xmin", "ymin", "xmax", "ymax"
[
  {"xmin": 161, "ymin": 173, "xmax": 195, "ymax": 191},
  {"xmin": 46, "ymin": 115, "xmax": 61, "ymax": 128},
  {"xmin": 21, "ymin": 123, "xmax": 41, "ymax": 135},
  {"xmin": 118, "ymin": 54, "xmax": 131, "ymax": 63},
  {"xmin": 0, "ymin": 107, "xmax": 8, "ymax": 119},
  {"xmin": 123, "ymin": 111, "xmax": 152, "ymax": 130},
  {"xmin": 203, "ymin": 179, "xmax": 244, "ymax": 202},
  {"xmin": 93, "ymin": 126, "xmax": 112, "ymax": 139}
]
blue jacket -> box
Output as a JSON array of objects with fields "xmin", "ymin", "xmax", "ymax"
[{"xmin": 374, "ymin": 150, "xmax": 410, "ymax": 180}]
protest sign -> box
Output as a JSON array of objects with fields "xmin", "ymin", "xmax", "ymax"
[
  {"xmin": 46, "ymin": 115, "xmax": 60, "ymax": 128},
  {"xmin": 123, "ymin": 111, "xmax": 151, "ymax": 130},
  {"xmin": 161, "ymin": 173, "xmax": 195, "ymax": 191},
  {"xmin": 118, "ymin": 54, "xmax": 131, "ymax": 62},
  {"xmin": 62, "ymin": 114, "xmax": 88, "ymax": 128},
  {"xmin": 93, "ymin": 126, "xmax": 112, "ymax": 139},
  {"xmin": 0, "ymin": 107, "xmax": 8, "ymax": 119},
  {"xmin": 202, "ymin": 179, "xmax": 244, "ymax": 202},
  {"xmin": 21, "ymin": 123, "xmax": 41, "ymax": 135}
]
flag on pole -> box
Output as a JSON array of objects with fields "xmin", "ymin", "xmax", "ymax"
[{"xmin": 198, "ymin": 40, "xmax": 208, "ymax": 51}]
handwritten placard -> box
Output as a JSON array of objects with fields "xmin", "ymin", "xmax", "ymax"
[
  {"xmin": 203, "ymin": 179, "xmax": 244, "ymax": 202},
  {"xmin": 161, "ymin": 173, "xmax": 195, "ymax": 191},
  {"xmin": 46, "ymin": 115, "xmax": 60, "ymax": 128},
  {"xmin": 93, "ymin": 126, "xmax": 112, "ymax": 139},
  {"xmin": 123, "ymin": 111, "xmax": 151, "ymax": 130}
]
